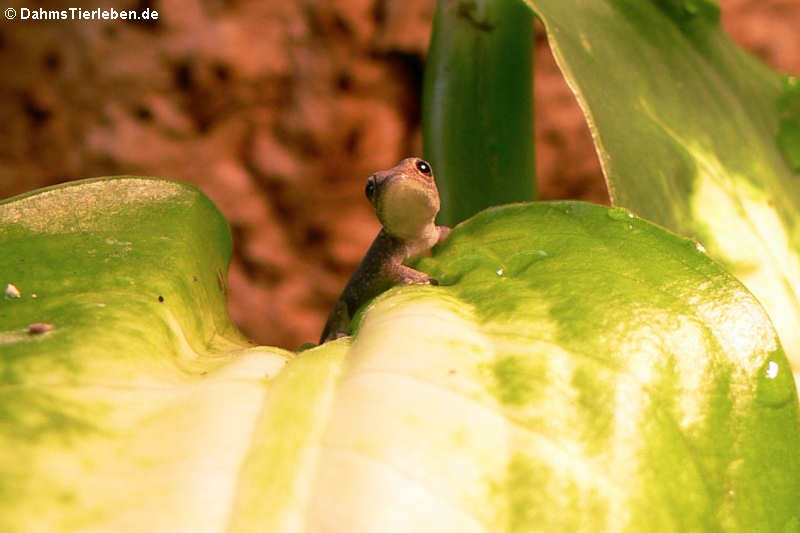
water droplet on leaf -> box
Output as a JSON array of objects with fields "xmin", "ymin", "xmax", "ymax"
[
  {"xmin": 607, "ymin": 207, "xmax": 632, "ymax": 221},
  {"xmin": 505, "ymin": 249, "xmax": 550, "ymax": 276},
  {"xmin": 756, "ymin": 355, "xmax": 794, "ymax": 407},
  {"xmin": 766, "ymin": 360, "xmax": 779, "ymax": 379}
]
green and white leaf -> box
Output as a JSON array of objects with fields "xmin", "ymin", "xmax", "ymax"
[{"xmin": 1, "ymin": 179, "xmax": 797, "ymax": 532}]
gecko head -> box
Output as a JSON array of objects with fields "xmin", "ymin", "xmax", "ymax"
[{"xmin": 366, "ymin": 157, "xmax": 441, "ymax": 240}]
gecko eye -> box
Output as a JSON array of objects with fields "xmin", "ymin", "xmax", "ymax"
[
  {"xmin": 365, "ymin": 177, "xmax": 376, "ymax": 201},
  {"xmin": 415, "ymin": 159, "xmax": 432, "ymax": 176}
]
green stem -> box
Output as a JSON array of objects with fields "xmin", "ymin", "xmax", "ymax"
[{"xmin": 423, "ymin": 0, "xmax": 536, "ymax": 226}]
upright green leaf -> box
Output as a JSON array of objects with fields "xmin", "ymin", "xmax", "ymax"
[
  {"xmin": 423, "ymin": 0, "xmax": 536, "ymax": 226},
  {"xmin": 2, "ymin": 179, "xmax": 797, "ymax": 531},
  {"xmin": 523, "ymin": 0, "xmax": 800, "ymax": 380}
]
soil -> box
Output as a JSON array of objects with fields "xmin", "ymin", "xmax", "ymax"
[{"xmin": 1, "ymin": 0, "xmax": 798, "ymax": 349}]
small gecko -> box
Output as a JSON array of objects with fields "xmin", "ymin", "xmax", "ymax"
[{"xmin": 319, "ymin": 157, "xmax": 450, "ymax": 343}]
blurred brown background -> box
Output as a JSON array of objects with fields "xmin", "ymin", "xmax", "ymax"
[{"xmin": 1, "ymin": 0, "xmax": 798, "ymax": 349}]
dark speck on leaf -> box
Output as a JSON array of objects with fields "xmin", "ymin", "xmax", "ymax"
[
  {"xmin": 217, "ymin": 270, "xmax": 226, "ymax": 293},
  {"xmin": 158, "ymin": 295, "xmax": 164, "ymax": 302},
  {"xmin": 27, "ymin": 322, "xmax": 53, "ymax": 334}
]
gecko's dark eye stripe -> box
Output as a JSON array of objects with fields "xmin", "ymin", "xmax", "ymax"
[
  {"xmin": 365, "ymin": 178, "xmax": 375, "ymax": 200},
  {"xmin": 415, "ymin": 159, "xmax": 432, "ymax": 175}
]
